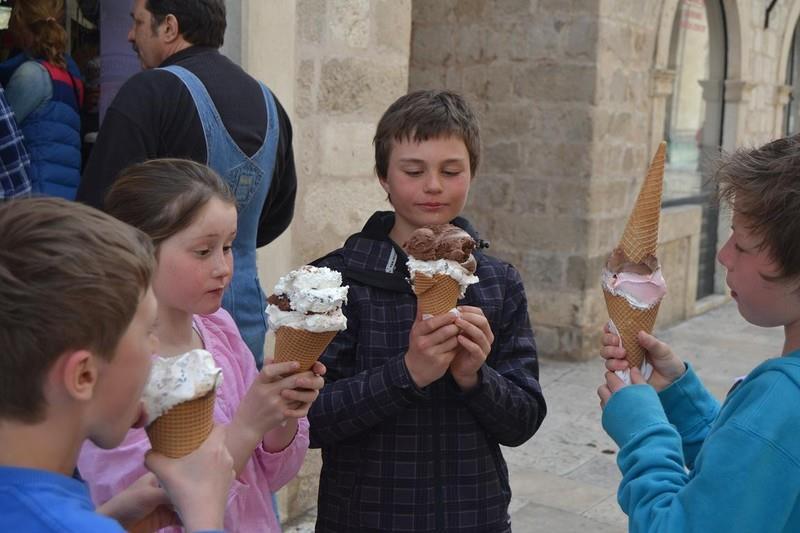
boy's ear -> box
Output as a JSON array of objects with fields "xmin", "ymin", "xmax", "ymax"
[
  {"xmin": 57, "ymin": 349, "xmax": 100, "ymax": 402},
  {"xmin": 378, "ymin": 175, "xmax": 391, "ymax": 195}
]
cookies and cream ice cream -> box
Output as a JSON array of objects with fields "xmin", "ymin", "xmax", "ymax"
[
  {"xmin": 266, "ymin": 265, "xmax": 348, "ymax": 333},
  {"xmin": 142, "ymin": 349, "xmax": 222, "ymax": 425},
  {"xmin": 267, "ymin": 265, "xmax": 348, "ymax": 372}
]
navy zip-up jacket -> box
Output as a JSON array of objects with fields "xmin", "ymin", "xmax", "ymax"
[{"xmin": 309, "ymin": 211, "xmax": 546, "ymax": 532}]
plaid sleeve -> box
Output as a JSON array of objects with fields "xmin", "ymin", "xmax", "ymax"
[
  {"xmin": 0, "ymin": 88, "xmax": 31, "ymax": 200},
  {"xmin": 460, "ymin": 264, "xmax": 546, "ymax": 446},
  {"xmin": 308, "ymin": 295, "xmax": 429, "ymax": 449}
]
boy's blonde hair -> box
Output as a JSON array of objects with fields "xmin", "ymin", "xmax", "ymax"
[
  {"xmin": 373, "ymin": 90, "xmax": 481, "ymax": 180},
  {"xmin": 715, "ymin": 134, "xmax": 800, "ymax": 282},
  {"xmin": 0, "ymin": 198, "xmax": 154, "ymax": 422}
]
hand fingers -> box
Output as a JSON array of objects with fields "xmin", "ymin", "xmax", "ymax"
[
  {"xmin": 291, "ymin": 371, "xmax": 325, "ymax": 390},
  {"xmin": 414, "ymin": 309, "xmax": 458, "ymax": 333},
  {"xmin": 597, "ymin": 383, "xmax": 611, "ymax": 407},
  {"xmin": 455, "ymin": 305, "xmax": 483, "ymax": 316},
  {"xmin": 603, "ymin": 321, "xmax": 612, "ymax": 334},
  {"xmin": 456, "ymin": 314, "xmax": 494, "ymax": 346},
  {"xmin": 281, "ymin": 388, "xmax": 319, "ymax": 404},
  {"xmin": 600, "ymin": 343, "xmax": 626, "ymax": 361},
  {"xmin": 630, "ymin": 366, "xmax": 647, "ymax": 385},
  {"xmin": 419, "ymin": 323, "xmax": 460, "ymax": 349},
  {"xmin": 260, "ymin": 361, "xmax": 301, "ymax": 381},
  {"xmin": 636, "ymin": 331, "xmax": 671, "ymax": 360},
  {"xmin": 456, "ymin": 332, "xmax": 485, "ymax": 360},
  {"xmin": 604, "ymin": 371, "xmax": 626, "ymax": 393},
  {"xmin": 604, "ymin": 357, "xmax": 629, "ymax": 373},
  {"xmin": 601, "ymin": 332, "xmax": 622, "ymax": 349},
  {"xmin": 310, "ymin": 361, "xmax": 327, "ymax": 376}
]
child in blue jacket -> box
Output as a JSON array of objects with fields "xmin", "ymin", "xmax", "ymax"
[{"xmin": 598, "ymin": 134, "xmax": 800, "ymax": 532}]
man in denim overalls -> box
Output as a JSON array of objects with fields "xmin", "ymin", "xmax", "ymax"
[{"xmin": 78, "ymin": 0, "xmax": 297, "ymax": 367}]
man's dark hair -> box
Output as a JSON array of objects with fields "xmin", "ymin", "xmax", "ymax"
[{"xmin": 146, "ymin": 0, "xmax": 226, "ymax": 48}]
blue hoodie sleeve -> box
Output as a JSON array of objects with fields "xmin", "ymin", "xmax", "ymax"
[{"xmin": 602, "ymin": 379, "xmax": 800, "ymax": 532}]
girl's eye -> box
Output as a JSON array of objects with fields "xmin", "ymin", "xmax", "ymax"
[
  {"xmin": 734, "ymin": 243, "xmax": 746, "ymax": 253},
  {"xmin": 195, "ymin": 249, "xmax": 211, "ymax": 257},
  {"xmin": 223, "ymin": 245, "xmax": 233, "ymax": 254}
]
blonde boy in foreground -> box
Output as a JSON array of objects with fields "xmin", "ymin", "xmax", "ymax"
[{"xmin": 0, "ymin": 197, "xmax": 233, "ymax": 532}]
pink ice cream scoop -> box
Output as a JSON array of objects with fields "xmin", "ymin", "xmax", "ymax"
[{"xmin": 604, "ymin": 269, "xmax": 666, "ymax": 309}]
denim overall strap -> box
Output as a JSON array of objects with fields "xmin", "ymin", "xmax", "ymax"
[{"xmin": 160, "ymin": 65, "xmax": 279, "ymax": 366}]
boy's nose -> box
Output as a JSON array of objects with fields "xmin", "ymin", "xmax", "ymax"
[{"xmin": 423, "ymin": 173, "xmax": 444, "ymax": 192}]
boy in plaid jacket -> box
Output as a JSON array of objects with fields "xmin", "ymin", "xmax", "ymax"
[{"xmin": 308, "ymin": 90, "xmax": 546, "ymax": 532}]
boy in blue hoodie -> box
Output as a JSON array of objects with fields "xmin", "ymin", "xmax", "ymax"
[
  {"xmin": 308, "ymin": 90, "xmax": 546, "ymax": 532},
  {"xmin": 0, "ymin": 197, "xmax": 233, "ymax": 532},
  {"xmin": 598, "ymin": 134, "xmax": 800, "ymax": 532}
]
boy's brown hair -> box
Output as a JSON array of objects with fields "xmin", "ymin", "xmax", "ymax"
[
  {"xmin": 0, "ymin": 198, "xmax": 155, "ymax": 423},
  {"xmin": 105, "ymin": 158, "xmax": 235, "ymax": 249},
  {"xmin": 715, "ymin": 134, "xmax": 800, "ymax": 282},
  {"xmin": 373, "ymin": 89, "xmax": 481, "ymax": 180}
]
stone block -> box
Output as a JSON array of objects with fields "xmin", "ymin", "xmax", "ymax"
[
  {"xmin": 320, "ymin": 122, "xmax": 375, "ymax": 177},
  {"xmin": 294, "ymin": 178, "xmax": 387, "ymax": 263},
  {"xmin": 513, "ymin": 63, "xmax": 597, "ymax": 103},
  {"xmin": 481, "ymin": 102, "xmax": 535, "ymax": 139},
  {"xmin": 486, "ymin": 64, "xmax": 514, "ymax": 100},
  {"xmin": 408, "ymin": 67, "xmax": 447, "ymax": 92},
  {"xmin": 529, "ymin": 288, "xmax": 583, "ymax": 326},
  {"xmin": 566, "ymin": 254, "xmax": 606, "ymax": 291},
  {"xmin": 411, "ymin": 24, "xmax": 455, "ymax": 67},
  {"xmin": 375, "ymin": 0, "xmax": 411, "ymax": 53},
  {"xmin": 521, "ymin": 252, "xmax": 564, "ymax": 287},
  {"xmin": 295, "ymin": 60, "xmax": 316, "ymax": 119},
  {"xmin": 524, "ymin": 141, "xmax": 593, "ymax": 180},
  {"xmin": 455, "ymin": 24, "xmax": 489, "ymax": 64},
  {"xmin": 329, "ymin": 0, "xmax": 370, "ymax": 49},
  {"xmin": 297, "ymin": 0, "xmax": 325, "ymax": 44},
  {"xmin": 470, "ymin": 172, "xmax": 513, "ymax": 210},
  {"xmin": 483, "ymin": 141, "xmax": 522, "ymax": 174},
  {"xmin": 318, "ymin": 58, "xmax": 407, "ymax": 115},
  {"xmin": 454, "ymin": 0, "xmax": 488, "ymax": 22},
  {"xmin": 411, "ymin": 0, "xmax": 455, "ymax": 23},
  {"xmin": 563, "ymin": 15, "xmax": 599, "ymax": 60},
  {"xmin": 509, "ymin": 179, "xmax": 548, "ymax": 215}
]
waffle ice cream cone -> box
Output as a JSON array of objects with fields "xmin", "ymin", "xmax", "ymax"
[
  {"xmin": 619, "ymin": 142, "xmax": 666, "ymax": 263},
  {"xmin": 603, "ymin": 289, "xmax": 661, "ymax": 368},
  {"xmin": 273, "ymin": 327, "xmax": 337, "ymax": 372},
  {"xmin": 145, "ymin": 390, "xmax": 215, "ymax": 458},
  {"xmin": 602, "ymin": 142, "xmax": 668, "ymax": 369},
  {"xmin": 412, "ymin": 273, "xmax": 462, "ymax": 316},
  {"xmin": 142, "ymin": 349, "xmax": 222, "ymax": 458}
]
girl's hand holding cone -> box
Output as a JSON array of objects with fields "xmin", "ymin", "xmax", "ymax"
[
  {"xmin": 450, "ymin": 306, "xmax": 495, "ymax": 391},
  {"xmin": 599, "ymin": 323, "xmax": 686, "ymax": 393}
]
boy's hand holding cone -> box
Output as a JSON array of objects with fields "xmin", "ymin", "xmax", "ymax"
[
  {"xmin": 601, "ymin": 142, "xmax": 668, "ymax": 379},
  {"xmin": 143, "ymin": 349, "xmax": 223, "ymax": 458},
  {"xmin": 403, "ymin": 224, "xmax": 480, "ymax": 318},
  {"xmin": 267, "ymin": 265, "xmax": 348, "ymax": 372}
]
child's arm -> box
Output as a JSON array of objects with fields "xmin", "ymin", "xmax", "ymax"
[
  {"xmin": 449, "ymin": 265, "xmax": 546, "ymax": 447},
  {"xmin": 600, "ymin": 329, "xmax": 719, "ymax": 465},
  {"xmin": 226, "ymin": 360, "xmax": 322, "ymax": 474},
  {"xmin": 145, "ymin": 425, "xmax": 234, "ymax": 533},
  {"xmin": 308, "ymin": 308, "xmax": 460, "ymax": 447},
  {"xmin": 600, "ymin": 373, "xmax": 800, "ymax": 532}
]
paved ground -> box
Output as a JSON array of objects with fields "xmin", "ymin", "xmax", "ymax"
[{"xmin": 284, "ymin": 301, "xmax": 784, "ymax": 532}]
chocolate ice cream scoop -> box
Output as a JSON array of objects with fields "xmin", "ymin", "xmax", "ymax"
[
  {"xmin": 607, "ymin": 247, "xmax": 659, "ymax": 275},
  {"xmin": 403, "ymin": 224, "xmax": 476, "ymax": 264},
  {"xmin": 267, "ymin": 293, "xmax": 292, "ymax": 312}
]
